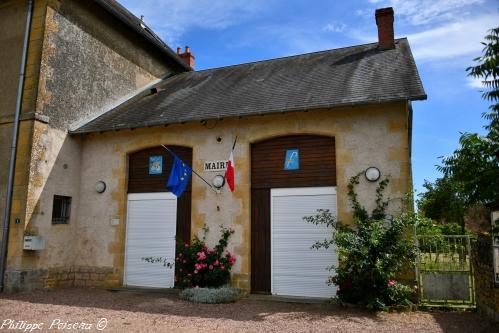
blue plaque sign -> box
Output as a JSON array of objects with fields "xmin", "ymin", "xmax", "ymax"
[
  {"xmin": 284, "ymin": 149, "xmax": 299, "ymax": 170},
  {"xmin": 149, "ymin": 155, "xmax": 163, "ymax": 175}
]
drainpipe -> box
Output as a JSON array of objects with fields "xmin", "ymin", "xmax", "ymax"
[{"xmin": 0, "ymin": 0, "xmax": 34, "ymax": 292}]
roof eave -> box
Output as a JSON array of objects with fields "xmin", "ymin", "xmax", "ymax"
[{"xmin": 70, "ymin": 96, "xmax": 426, "ymax": 135}]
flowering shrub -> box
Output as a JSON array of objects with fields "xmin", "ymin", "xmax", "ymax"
[
  {"xmin": 304, "ymin": 171, "xmax": 417, "ymax": 310},
  {"xmin": 144, "ymin": 225, "xmax": 236, "ymax": 288},
  {"xmin": 383, "ymin": 280, "xmax": 415, "ymax": 306}
]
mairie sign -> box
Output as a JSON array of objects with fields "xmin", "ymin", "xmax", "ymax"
[{"xmin": 203, "ymin": 160, "xmax": 228, "ymax": 172}]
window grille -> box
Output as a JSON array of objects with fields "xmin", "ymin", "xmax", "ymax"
[{"xmin": 52, "ymin": 195, "xmax": 71, "ymax": 224}]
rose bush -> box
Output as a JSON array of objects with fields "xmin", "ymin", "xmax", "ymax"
[
  {"xmin": 304, "ymin": 171, "xmax": 417, "ymax": 311},
  {"xmin": 144, "ymin": 225, "xmax": 236, "ymax": 288}
]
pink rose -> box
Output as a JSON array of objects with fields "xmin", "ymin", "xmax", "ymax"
[
  {"xmin": 207, "ymin": 248, "xmax": 214, "ymax": 254},
  {"xmin": 184, "ymin": 243, "xmax": 189, "ymax": 248},
  {"xmin": 214, "ymin": 260, "xmax": 219, "ymax": 266},
  {"xmin": 194, "ymin": 270, "xmax": 198, "ymax": 274},
  {"xmin": 183, "ymin": 260, "xmax": 187, "ymax": 264},
  {"xmin": 178, "ymin": 253, "xmax": 182, "ymax": 257},
  {"xmin": 388, "ymin": 280, "xmax": 397, "ymax": 287},
  {"xmin": 228, "ymin": 253, "xmax": 236, "ymax": 265},
  {"xmin": 209, "ymin": 265, "xmax": 213, "ymax": 270},
  {"xmin": 197, "ymin": 251, "xmax": 207, "ymax": 261},
  {"xmin": 221, "ymin": 265, "xmax": 225, "ymax": 270}
]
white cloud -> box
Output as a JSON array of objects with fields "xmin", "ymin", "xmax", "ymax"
[
  {"xmin": 322, "ymin": 22, "xmax": 347, "ymax": 33},
  {"xmin": 467, "ymin": 76, "xmax": 485, "ymax": 89},
  {"xmin": 119, "ymin": 0, "xmax": 269, "ymax": 44},
  {"xmin": 407, "ymin": 14, "xmax": 498, "ymax": 61},
  {"xmin": 367, "ymin": 0, "xmax": 486, "ymax": 25}
]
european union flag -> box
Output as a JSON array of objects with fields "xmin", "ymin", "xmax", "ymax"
[{"xmin": 167, "ymin": 155, "xmax": 192, "ymax": 197}]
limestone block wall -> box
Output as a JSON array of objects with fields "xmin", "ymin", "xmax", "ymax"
[
  {"xmin": 0, "ymin": 0, "xmax": 46, "ymax": 246},
  {"xmin": 5, "ymin": 265, "xmax": 118, "ymax": 292},
  {"xmin": 4, "ymin": 0, "xmax": 182, "ymax": 291},
  {"xmin": 472, "ymin": 235, "xmax": 499, "ymax": 322},
  {"xmin": 73, "ymin": 102, "xmax": 411, "ymax": 290}
]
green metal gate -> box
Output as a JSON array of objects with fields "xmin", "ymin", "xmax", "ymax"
[{"xmin": 416, "ymin": 235, "xmax": 475, "ymax": 308}]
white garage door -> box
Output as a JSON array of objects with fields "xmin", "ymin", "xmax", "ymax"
[
  {"xmin": 271, "ymin": 187, "xmax": 338, "ymax": 298},
  {"xmin": 124, "ymin": 192, "xmax": 177, "ymax": 288}
]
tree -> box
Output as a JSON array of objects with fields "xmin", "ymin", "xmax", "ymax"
[
  {"xmin": 417, "ymin": 177, "xmax": 466, "ymax": 230},
  {"xmin": 438, "ymin": 27, "xmax": 499, "ymax": 205}
]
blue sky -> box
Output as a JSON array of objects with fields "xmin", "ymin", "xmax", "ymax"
[{"xmin": 121, "ymin": 0, "xmax": 498, "ymax": 196}]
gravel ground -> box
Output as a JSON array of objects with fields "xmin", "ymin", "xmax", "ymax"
[{"xmin": 0, "ymin": 288, "xmax": 495, "ymax": 333}]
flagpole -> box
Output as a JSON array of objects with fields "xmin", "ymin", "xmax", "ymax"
[
  {"xmin": 231, "ymin": 136, "xmax": 238, "ymax": 151},
  {"xmin": 222, "ymin": 136, "xmax": 237, "ymax": 193},
  {"xmin": 161, "ymin": 145, "xmax": 218, "ymax": 193}
]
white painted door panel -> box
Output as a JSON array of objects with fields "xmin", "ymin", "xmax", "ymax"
[
  {"xmin": 271, "ymin": 187, "xmax": 338, "ymax": 298},
  {"xmin": 125, "ymin": 193, "xmax": 177, "ymax": 288}
]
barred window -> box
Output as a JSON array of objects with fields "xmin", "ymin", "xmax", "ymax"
[{"xmin": 52, "ymin": 195, "xmax": 71, "ymax": 224}]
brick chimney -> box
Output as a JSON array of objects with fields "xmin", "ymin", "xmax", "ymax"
[
  {"xmin": 375, "ymin": 7, "xmax": 395, "ymax": 50},
  {"xmin": 177, "ymin": 46, "xmax": 195, "ymax": 69}
]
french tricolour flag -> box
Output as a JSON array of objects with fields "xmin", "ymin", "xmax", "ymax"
[{"xmin": 225, "ymin": 151, "xmax": 235, "ymax": 192}]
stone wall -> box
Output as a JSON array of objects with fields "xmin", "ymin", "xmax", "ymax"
[
  {"xmin": 4, "ymin": 266, "xmax": 118, "ymax": 292},
  {"xmin": 75, "ymin": 102, "xmax": 411, "ymax": 291},
  {"xmin": 472, "ymin": 235, "xmax": 499, "ymax": 322},
  {"xmin": 0, "ymin": 0, "xmax": 25, "ymax": 228},
  {"xmin": 0, "ymin": 0, "xmax": 27, "ymax": 119},
  {"xmin": 4, "ymin": 0, "xmax": 183, "ymax": 292}
]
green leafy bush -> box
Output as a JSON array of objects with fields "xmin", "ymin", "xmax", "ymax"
[
  {"xmin": 304, "ymin": 171, "xmax": 417, "ymax": 310},
  {"xmin": 180, "ymin": 287, "xmax": 243, "ymax": 304},
  {"xmin": 416, "ymin": 217, "xmax": 468, "ymax": 236},
  {"xmin": 143, "ymin": 225, "xmax": 236, "ymax": 288}
]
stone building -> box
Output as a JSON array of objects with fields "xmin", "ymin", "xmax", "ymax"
[
  {"xmin": 0, "ymin": 0, "xmax": 190, "ymax": 291},
  {"xmin": 0, "ymin": 1, "xmax": 426, "ymax": 295}
]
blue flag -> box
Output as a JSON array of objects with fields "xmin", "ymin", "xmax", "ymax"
[{"xmin": 166, "ymin": 155, "xmax": 192, "ymax": 197}]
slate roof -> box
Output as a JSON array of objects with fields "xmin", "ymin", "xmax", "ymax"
[
  {"xmin": 71, "ymin": 38, "xmax": 426, "ymax": 134},
  {"xmin": 93, "ymin": 0, "xmax": 191, "ymax": 71}
]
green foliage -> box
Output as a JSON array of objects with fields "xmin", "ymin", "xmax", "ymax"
[
  {"xmin": 438, "ymin": 132, "xmax": 499, "ymax": 205},
  {"xmin": 383, "ymin": 281, "xmax": 415, "ymax": 307},
  {"xmin": 438, "ymin": 27, "xmax": 499, "ymax": 205},
  {"xmin": 179, "ymin": 287, "xmax": 243, "ymax": 304},
  {"xmin": 415, "ymin": 217, "xmax": 467, "ymax": 236},
  {"xmin": 415, "ymin": 217, "xmax": 472, "ymax": 257},
  {"xmin": 143, "ymin": 225, "xmax": 236, "ymax": 288},
  {"xmin": 417, "ymin": 177, "xmax": 466, "ymax": 231},
  {"xmin": 304, "ymin": 171, "xmax": 417, "ymax": 311},
  {"xmin": 467, "ymin": 27, "xmax": 499, "ymax": 115}
]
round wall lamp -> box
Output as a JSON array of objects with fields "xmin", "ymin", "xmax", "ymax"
[
  {"xmin": 212, "ymin": 175, "xmax": 225, "ymax": 189},
  {"xmin": 365, "ymin": 167, "xmax": 381, "ymax": 182},
  {"xmin": 95, "ymin": 181, "xmax": 107, "ymax": 193}
]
